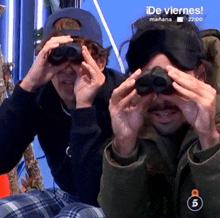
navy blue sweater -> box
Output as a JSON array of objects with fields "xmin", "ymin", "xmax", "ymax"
[{"xmin": 0, "ymin": 68, "xmax": 124, "ymax": 206}]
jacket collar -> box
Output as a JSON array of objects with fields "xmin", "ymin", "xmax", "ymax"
[{"xmin": 138, "ymin": 122, "xmax": 198, "ymax": 172}]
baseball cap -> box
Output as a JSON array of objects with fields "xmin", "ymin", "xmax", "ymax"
[{"xmin": 43, "ymin": 7, "xmax": 103, "ymax": 46}]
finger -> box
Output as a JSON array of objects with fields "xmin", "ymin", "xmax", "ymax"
[
  {"xmin": 81, "ymin": 46, "xmax": 101, "ymax": 73},
  {"xmin": 81, "ymin": 46, "xmax": 106, "ymax": 86},
  {"xmin": 81, "ymin": 46, "xmax": 94, "ymax": 63},
  {"xmin": 166, "ymin": 65, "xmax": 211, "ymax": 97},
  {"xmin": 111, "ymin": 79, "xmax": 136, "ymax": 105},
  {"xmin": 38, "ymin": 43, "xmax": 60, "ymax": 60},
  {"xmin": 115, "ymin": 89, "xmax": 138, "ymax": 110},
  {"xmin": 81, "ymin": 46, "xmax": 98, "ymax": 67},
  {"xmin": 127, "ymin": 69, "xmax": 142, "ymax": 81},
  {"xmin": 81, "ymin": 61, "xmax": 105, "ymax": 87},
  {"xmin": 47, "ymin": 35, "xmax": 73, "ymax": 45},
  {"xmin": 168, "ymin": 72, "xmax": 217, "ymax": 108},
  {"xmin": 117, "ymin": 69, "xmax": 142, "ymax": 89},
  {"xmin": 74, "ymin": 63, "xmax": 84, "ymax": 78},
  {"xmin": 110, "ymin": 69, "xmax": 143, "ymax": 105},
  {"xmin": 81, "ymin": 61, "xmax": 98, "ymax": 80},
  {"xmin": 174, "ymin": 81, "xmax": 217, "ymax": 113},
  {"xmin": 39, "ymin": 35, "xmax": 73, "ymax": 59},
  {"xmin": 169, "ymin": 65, "xmax": 216, "ymax": 101},
  {"xmin": 172, "ymin": 81, "xmax": 204, "ymax": 106},
  {"xmin": 110, "ymin": 69, "xmax": 141, "ymax": 99}
]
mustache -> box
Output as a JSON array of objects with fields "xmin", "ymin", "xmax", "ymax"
[
  {"xmin": 59, "ymin": 69, "xmax": 77, "ymax": 75},
  {"xmin": 148, "ymin": 100, "xmax": 180, "ymax": 112}
]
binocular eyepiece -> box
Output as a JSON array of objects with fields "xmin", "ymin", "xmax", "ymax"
[
  {"xmin": 135, "ymin": 66, "xmax": 174, "ymax": 95},
  {"xmin": 48, "ymin": 43, "xmax": 83, "ymax": 65}
]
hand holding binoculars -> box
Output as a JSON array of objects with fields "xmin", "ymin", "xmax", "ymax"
[
  {"xmin": 48, "ymin": 43, "xmax": 83, "ymax": 65},
  {"xmin": 135, "ymin": 66, "xmax": 174, "ymax": 95}
]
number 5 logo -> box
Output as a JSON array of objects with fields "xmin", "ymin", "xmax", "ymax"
[
  {"xmin": 192, "ymin": 199, "xmax": 198, "ymax": 207},
  {"xmin": 187, "ymin": 189, "xmax": 203, "ymax": 212}
]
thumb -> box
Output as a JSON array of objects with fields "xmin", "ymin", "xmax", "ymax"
[{"xmin": 74, "ymin": 66, "xmax": 84, "ymax": 81}]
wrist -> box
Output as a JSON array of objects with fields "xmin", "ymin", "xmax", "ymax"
[
  {"xmin": 76, "ymin": 99, "xmax": 93, "ymax": 108},
  {"xmin": 20, "ymin": 77, "xmax": 38, "ymax": 92},
  {"xmin": 198, "ymin": 129, "xmax": 220, "ymax": 150},
  {"xmin": 113, "ymin": 135, "xmax": 137, "ymax": 157},
  {"xmin": 76, "ymin": 102, "xmax": 92, "ymax": 108}
]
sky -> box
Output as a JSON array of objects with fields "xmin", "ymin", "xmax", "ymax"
[{"xmin": 29, "ymin": 0, "xmax": 220, "ymax": 188}]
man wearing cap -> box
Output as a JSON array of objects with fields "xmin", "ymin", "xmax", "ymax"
[
  {"xmin": 0, "ymin": 7, "xmax": 123, "ymax": 217},
  {"xmin": 94, "ymin": 14, "xmax": 220, "ymax": 218}
]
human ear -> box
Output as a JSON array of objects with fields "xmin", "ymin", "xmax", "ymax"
[
  {"xmin": 96, "ymin": 58, "xmax": 107, "ymax": 71},
  {"xmin": 196, "ymin": 63, "xmax": 207, "ymax": 82}
]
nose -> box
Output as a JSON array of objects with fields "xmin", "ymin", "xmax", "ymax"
[
  {"xmin": 63, "ymin": 62, "xmax": 78, "ymax": 75},
  {"xmin": 153, "ymin": 93, "xmax": 166, "ymax": 104},
  {"xmin": 65, "ymin": 65, "xmax": 73, "ymax": 74}
]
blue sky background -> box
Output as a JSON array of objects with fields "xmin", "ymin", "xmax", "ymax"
[
  {"xmin": 29, "ymin": 0, "xmax": 220, "ymax": 189},
  {"xmin": 82, "ymin": 0, "xmax": 220, "ymax": 72}
]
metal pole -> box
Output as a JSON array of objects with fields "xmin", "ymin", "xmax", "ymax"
[
  {"xmin": 0, "ymin": 2, "xmax": 6, "ymax": 60},
  {"xmin": 19, "ymin": 0, "xmax": 35, "ymax": 79},
  {"xmin": 60, "ymin": 0, "xmax": 81, "ymax": 8}
]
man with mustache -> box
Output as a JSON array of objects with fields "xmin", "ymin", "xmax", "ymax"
[
  {"xmin": 97, "ymin": 14, "xmax": 220, "ymax": 218},
  {"xmin": 0, "ymin": 7, "xmax": 124, "ymax": 217}
]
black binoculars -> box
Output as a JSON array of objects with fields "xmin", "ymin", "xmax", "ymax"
[
  {"xmin": 48, "ymin": 43, "xmax": 83, "ymax": 65},
  {"xmin": 135, "ymin": 66, "xmax": 174, "ymax": 95}
]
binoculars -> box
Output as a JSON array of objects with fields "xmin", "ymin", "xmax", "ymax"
[
  {"xmin": 135, "ymin": 66, "xmax": 174, "ymax": 95},
  {"xmin": 48, "ymin": 43, "xmax": 83, "ymax": 65}
]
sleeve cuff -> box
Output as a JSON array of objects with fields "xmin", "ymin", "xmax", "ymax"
[
  {"xmin": 189, "ymin": 141, "xmax": 220, "ymax": 163},
  {"xmin": 110, "ymin": 142, "xmax": 139, "ymax": 166},
  {"xmin": 70, "ymin": 107, "xmax": 98, "ymax": 131}
]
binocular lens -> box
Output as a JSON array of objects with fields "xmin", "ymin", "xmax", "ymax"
[
  {"xmin": 50, "ymin": 47, "xmax": 64, "ymax": 62},
  {"xmin": 136, "ymin": 76, "xmax": 151, "ymax": 93},
  {"xmin": 66, "ymin": 47, "xmax": 77, "ymax": 56},
  {"xmin": 153, "ymin": 77, "xmax": 167, "ymax": 88},
  {"xmin": 66, "ymin": 46, "xmax": 81, "ymax": 61},
  {"xmin": 48, "ymin": 43, "xmax": 83, "ymax": 65}
]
